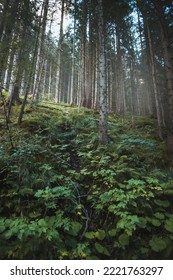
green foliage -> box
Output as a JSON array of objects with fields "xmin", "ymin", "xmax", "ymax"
[{"xmin": 0, "ymin": 104, "xmax": 173, "ymax": 259}]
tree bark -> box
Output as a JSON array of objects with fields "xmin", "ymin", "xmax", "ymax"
[
  {"xmin": 116, "ymin": 24, "xmax": 126, "ymax": 114},
  {"xmin": 55, "ymin": 0, "xmax": 65, "ymax": 103},
  {"xmin": 69, "ymin": 0, "xmax": 77, "ymax": 105},
  {"xmin": 146, "ymin": 22, "xmax": 163, "ymax": 138},
  {"xmin": 153, "ymin": 0, "xmax": 173, "ymax": 135},
  {"xmin": 33, "ymin": 0, "xmax": 49, "ymax": 101},
  {"xmin": 0, "ymin": 0, "xmax": 20, "ymax": 83},
  {"xmin": 98, "ymin": 0, "xmax": 108, "ymax": 145}
]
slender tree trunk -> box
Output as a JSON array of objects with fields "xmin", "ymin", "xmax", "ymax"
[
  {"xmin": 86, "ymin": 0, "xmax": 94, "ymax": 109},
  {"xmin": 152, "ymin": 0, "xmax": 173, "ymax": 135},
  {"xmin": 18, "ymin": 18, "xmax": 41, "ymax": 124},
  {"xmin": 70, "ymin": 0, "xmax": 76, "ymax": 105},
  {"xmin": 137, "ymin": 0, "xmax": 155, "ymax": 116},
  {"xmin": 0, "ymin": 0, "xmax": 20, "ymax": 83},
  {"xmin": 115, "ymin": 25, "xmax": 125, "ymax": 114},
  {"xmin": 0, "ymin": 0, "xmax": 10, "ymax": 40},
  {"xmin": 55, "ymin": 0, "xmax": 65, "ymax": 103},
  {"xmin": 80, "ymin": 0, "xmax": 87, "ymax": 107},
  {"xmin": 33, "ymin": 0, "xmax": 49, "ymax": 101},
  {"xmin": 94, "ymin": 41, "xmax": 99, "ymax": 109},
  {"xmin": 146, "ymin": 22, "xmax": 163, "ymax": 138},
  {"xmin": 98, "ymin": 0, "xmax": 108, "ymax": 145},
  {"xmin": 18, "ymin": 44, "xmax": 38, "ymax": 125},
  {"xmin": 3, "ymin": 46, "xmax": 15, "ymax": 90}
]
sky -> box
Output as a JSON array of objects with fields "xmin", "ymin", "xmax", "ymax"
[{"xmin": 46, "ymin": 1, "xmax": 71, "ymax": 39}]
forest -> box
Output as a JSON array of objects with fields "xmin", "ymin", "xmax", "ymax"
[{"xmin": 0, "ymin": 0, "xmax": 173, "ymax": 260}]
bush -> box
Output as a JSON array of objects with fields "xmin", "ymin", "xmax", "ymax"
[{"xmin": 0, "ymin": 105, "xmax": 172, "ymax": 259}]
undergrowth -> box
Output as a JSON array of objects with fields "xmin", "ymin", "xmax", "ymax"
[{"xmin": 0, "ymin": 102, "xmax": 173, "ymax": 259}]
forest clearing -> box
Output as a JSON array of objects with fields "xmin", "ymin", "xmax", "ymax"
[{"xmin": 0, "ymin": 0, "xmax": 173, "ymax": 260}]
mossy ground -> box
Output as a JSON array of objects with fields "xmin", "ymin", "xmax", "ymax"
[{"xmin": 0, "ymin": 102, "xmax": 173, "ymax": 259}]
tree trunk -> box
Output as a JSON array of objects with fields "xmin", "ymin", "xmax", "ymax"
[
  {"xmin": 79, "ymin": 0, "xmax": 87, "ymax": 107},
  {"xmin": 146, "ymin": 21, "xmax": 163, "ymax": 138},
  {"xmin": 98, "ymin": 0, "xmax": 108, "ymax": 145},
  {"xmin": 55, "ymin": 0, "xmax": 65, "ymax": 103},
  {"xmin": 69, "ymin": 0, "xmax": 77, "ymax": 105},
  {"xmin": 0, "ymin": 0, "xmax": 20, "ymax": 83},
  {"xmin": 33, "ymin": 0, "xmax": 49, "ymax": 101},
  {"xmin": 116, "ymin": 24, "xmax": 125, "ymax": 114},
  {"xmin": 153, "ymin": 0, "xmax": 173, "ymax": 135},
  {"xmin": 0, "ymin": 0, "xmax": 10, "ymax": 39}
]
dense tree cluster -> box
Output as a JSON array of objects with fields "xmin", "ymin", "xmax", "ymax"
[
  {"xmin": 1, "ymin": 0, "xmax": 173, "ymax": 260},
  {"xmin": 0, "ymin": 0, "xmax": 173, "ymax": 142}
]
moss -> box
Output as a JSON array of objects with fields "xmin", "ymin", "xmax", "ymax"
[
  {"xmin": 20, "ymin": 117, "xmax": 48, "ymax": 132},
  {"xmin": 1, "ymin": 103, "xmax": 173, "ymax": 260}
]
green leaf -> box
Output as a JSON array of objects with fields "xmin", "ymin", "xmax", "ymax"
[
  {"xmin": 108, "ymin": 205, "xmax": 117, "ymax": 212},
  {"xmin": 18, "ymin": 229, "xmax": 25, "ymax": 240},
  {"xmin": 113, "ymin": 241, "xmax": 119, "ymax": 248},
  {"xmin": 118, "ymin": 233, "xmax": 129, "ymax": 246},
  {"xmin": 151, "ymin": 219, "xmax": 161, "ymax": 227},
  {"xmin": 69, "ymin": 222, "xmax": 82, "ymax": 236},
  {"xmin": 164, "ymin": 220, "xmax": 173, "ymax": 233},
  {"xmin": 145, "ymin": 177, "xmax": 159, "ymax": 184},
  {"xmin": 4, "ymin": 230, "xmax": 13, "ymax": 239},
  {"xmin": 45, "ymin": 216, "xmax": 56, "ymax": 227},
  {"xmin": 84, "ymin": 232, "xmax": 96, "ymax": 239},
  {"xmin": 127, "ymin": 178, "xmax": 145, "ymax": 187},
  {"xmin": 0, "ymin": 219, "xmax": 6, "ymax": 233},
  {"xmin": 154, "ymin": 199, "xmax": 170, "ymax": 208},
  {"xmin": 95, "ymin": 243, "xmax": 110, "ymax": 256},
  {"xmin": 149, "ymin": 236, "xmax": 167, "ymax": 252},
  {"xmin": 95, "ymin": 230, "xmax": 106, "ymax": 241},
  {"xmin": 47, "ymin": 229, "xmax": 60, "ymax": 240},
  {"xmin": 138, "ymin": 217, "xmax": 147, "ymax": 228},
  {"xmin": 38, "ymin": 219, "xmax": 47, "ymax": 227},
  {"xmin": 108, "ymin": 229, "xmax": 117, "ymax": 237},
  {"xmin": 154, "ymin": 212, "xmax": 165, "ymax": 220},
  {"xmin": 116, "ymin": 219, "xmax": 126, "ymax": 229},
  {"xmin": 129, "ymin": 215, "xmax": 140, "ymax": 224}
]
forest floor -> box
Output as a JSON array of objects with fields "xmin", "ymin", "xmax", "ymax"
[{"xmin": 0, "ymin": 102, "xmax": 173, "ymax": 259}]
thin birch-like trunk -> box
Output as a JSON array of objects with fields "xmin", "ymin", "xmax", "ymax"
[
  {"xmin": 55, "ymin": 0, "xmax": 64, "ymax": 103},
  {"xmin": 98, "ymin": 0, "xmax": 108, "ymax": 144}
]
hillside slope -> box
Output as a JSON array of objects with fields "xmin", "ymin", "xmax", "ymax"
[{"xmin": 0, "ymin": 103, "xmax": 173, "ymax": 259}]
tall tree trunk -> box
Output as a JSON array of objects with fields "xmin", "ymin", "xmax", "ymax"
[
  {"xmin": 55, "ymin": 0, "xmax": 65, "ymax": 103},
  {"xmin": 86, "ymin": 0, "xmax": 95, "ymax": 109},
  {"xmin": 18, "ymin": 12, "xmax": 41, "ymax": 124},
  {"xmin": 79, "ymin": 0, "xmax": 87, "ymax": 107},
  {"xmin": 18, "ymin": 38, "xmax": 39, "ymax": 125},
  {"xmin": 98, "ymin": 0, "xmax": 108, "ymax": 145},
  {"xmin": 70, "ymin": 0, "xmax": 77, "ymax": 105},
  {"xmin": 94, "ymin": 41, "xmax": 99, "ymax": 109},
  {"xmin": 33, "ymin": 0, "xmax": 49, "ymax": 101},
  {"xmin": 0, "ymin": 0, "xmax": 10, "ymax": 40},
  {"xmin": 3, "ymin": 45, "xmax": 15, "ymax": 90},
  {"xmin": 116, "ymin": 24, "xmax": 125, "ymax": 114},
  {"xmin": 0, "ymin": 0, "xmax": 20, "ymax": 83},
  {"xmin": 153, "ymin": 0, "xmax": 173, "ymax": 135},
  {"xmin": 146, "ymin": 22, "xmax": 163, "ymax": 138},
  {"xmin": 137, "ymin": 0, "xmax": 155, "ymax": 116}
]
